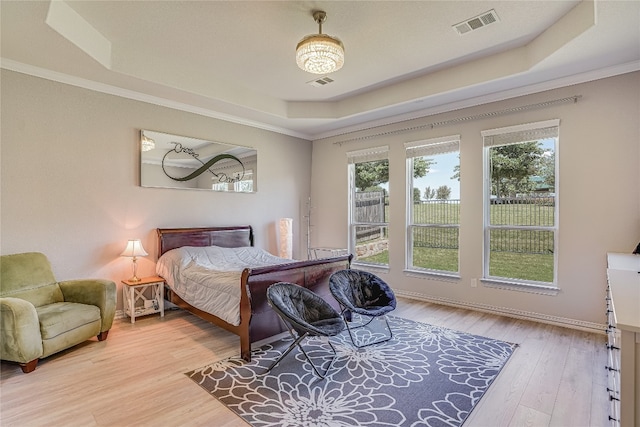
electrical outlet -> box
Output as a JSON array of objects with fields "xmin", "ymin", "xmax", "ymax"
[{"xmin": 471, "ymin": 278, "xmax": 478, "ymax": 288}]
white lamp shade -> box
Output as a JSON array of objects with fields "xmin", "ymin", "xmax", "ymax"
[
  {"xmin": 278, "ymin": 218, "xmax": 293, "ymax": 259},
  {"xmin": 121, "ymin": 239, "xmax": 148, "ymax": 258}
]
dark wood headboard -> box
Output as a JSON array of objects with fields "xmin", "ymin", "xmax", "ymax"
[{"xmin": 156, "ymin": 226, "xmax": 254, "ymax": 257}]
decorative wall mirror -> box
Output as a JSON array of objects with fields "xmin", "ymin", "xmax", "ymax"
[{"xmin": 140, "ymin": 130, "xmax": 257, "ymax": 192}]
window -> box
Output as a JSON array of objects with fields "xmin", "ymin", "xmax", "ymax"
[
  {"xmin": 482, "ymin": 120, "xmax": 558, "ymax": 287},
  {"xmin": 347, "ymin": 146, "xmax": 389, "ymax": 267},
  {"xmin": 234, "ymin": 170, "xmax": 254, "ymax": 192},
  {"xmin": 212, "ymin": 182, "xmax": 229, "ymax": 191},
  {"xmin": 405, "ymin": 136, "xmax": 460, "ymax": 274},
  {"xmin": 211, "ymin": 169, "xmax": 254, "ymax": 192}
]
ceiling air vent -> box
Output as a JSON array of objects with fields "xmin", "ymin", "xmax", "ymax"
[
  {"xmin": 307, "ymin": 76, "xmax": 334, "ymax": 87},
  {"xmin": 453, "ymin": 9, "xmax": 499, "ymax": 35}
]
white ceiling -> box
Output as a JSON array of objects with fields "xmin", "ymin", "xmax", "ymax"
[{"xmin": 2, "ymin": 1, "xmax": 639, "ymax": 140}]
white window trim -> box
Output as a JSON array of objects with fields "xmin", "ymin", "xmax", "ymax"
[
  {"xmin": 482, "ymin": 120, "xmax": 559, "ymax": 289},
  {"xmin": 347, "ymin": 146, "xmax": 390, "ymax": 269},
  {"xmin": 405, "ymin": 135, "xmax": 461, "ymax": 277}
]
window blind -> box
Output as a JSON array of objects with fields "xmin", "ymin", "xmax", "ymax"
[
  {"xmin": 347, "ymin": 146, "xmax": 389, "ymax": 164},
  {"xmin": 405, "ymin": 135, "xmax": 460, "ymax": 158},
  {"xmin": 482, "ymin": 119, "xmax": 559, "ymax": 147}
]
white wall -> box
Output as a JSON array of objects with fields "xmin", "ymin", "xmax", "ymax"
[
  {"xmin": 310, "ymin": 72, "xmax": 640, "ymax": 327},
  {"xmin": 1, "ymin": 70, "xmax": 312, "ymax": 310},
  {"xmin": 3, "ymin": 69, "xmax": 638, "ymax": 326}
]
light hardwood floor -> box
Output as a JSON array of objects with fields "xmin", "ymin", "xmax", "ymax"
[{"xmin": 0, "ymin": 297, "xmax": 609, "ymax": 427}]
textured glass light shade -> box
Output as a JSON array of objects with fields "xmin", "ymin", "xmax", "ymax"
[{"xmin": 296, "ymin": 35, "xmax": 344, "ymax": 74}]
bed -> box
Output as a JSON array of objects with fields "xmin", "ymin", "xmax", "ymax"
[{"xmin": 156, "ymin": 226, "xmax": 352, "ymax": 361}]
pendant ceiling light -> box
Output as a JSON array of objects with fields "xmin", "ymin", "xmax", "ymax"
[{"xmin": 296, "ymin": 11, "xmax": 344, "ymax": 75}]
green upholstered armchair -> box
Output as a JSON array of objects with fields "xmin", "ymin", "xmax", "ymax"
[{"xmin": 0, "ymin": 252, "xmax": 116, "ymax": 373}]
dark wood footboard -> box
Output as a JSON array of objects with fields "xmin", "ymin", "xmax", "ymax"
[{"xmin": 239, "ymin": 255, "xmax": 352, "ymax": 361}]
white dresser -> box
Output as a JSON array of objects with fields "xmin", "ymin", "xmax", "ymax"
[{"xmin": 606, "ymin": 253, "xmax": 640, "ymax": 427}]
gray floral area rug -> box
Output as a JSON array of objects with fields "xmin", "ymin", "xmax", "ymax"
[{"xmin": 186, "ymin": 316, "xmax": 516, "ymax": 426}]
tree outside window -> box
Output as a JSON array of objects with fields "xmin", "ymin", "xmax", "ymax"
[
  {"xmin": 348, "ymin": 148, "xmax": 390, "ymax": 267},
  {"xmin": 483, "ymin": 120, "xmax": 558, "ymax": 286}
]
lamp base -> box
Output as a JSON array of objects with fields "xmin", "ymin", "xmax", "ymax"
[{"xmin": 128, "ymin": 257, "xmax": 141, "ymax": 283}]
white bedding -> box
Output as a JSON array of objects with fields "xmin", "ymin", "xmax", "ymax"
[{"xmin": 156, "ymin": 246, "xmax": 292, "ymax": 326}]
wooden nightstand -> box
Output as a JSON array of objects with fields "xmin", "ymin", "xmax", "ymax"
[{"xmin": 122, "ymin": 276, "xmax": 165, "ymax": 324}]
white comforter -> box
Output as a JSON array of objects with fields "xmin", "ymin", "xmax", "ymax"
[{"xmin": 156, "ymin": 246, "xmax": 291, "ymax": 326}]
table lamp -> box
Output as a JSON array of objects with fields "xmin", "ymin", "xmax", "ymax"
[{"xmin": 121, "ymin": 239, "xmax": 148, "ymax": 282}]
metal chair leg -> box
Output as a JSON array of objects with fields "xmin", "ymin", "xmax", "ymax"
[
  {"xmin": 266, "ymin": 330, "xmax": 308, "ymax": 373},
  {"xmin": 265, "ymin": 327, "xmax": 340, "ymax": 379},
  {"xmin": 297, "ymin": 339, "xmax": 339, "ymax": 379},
  {"xmin": 341, "ymin": 309, "xmax": 393, "ymax": 348}
]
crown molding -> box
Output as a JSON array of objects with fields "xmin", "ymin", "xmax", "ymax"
[
  {"xmin": 311, "ymin": 60, "xmax": 640, "ymax": 141},
  {"xmin": 3, "ymin": 58, "xmax": 638, "ymax": 143},
  {"xmin": 0, "ymin": 58, "xmax": 311, "ymax": 141}
]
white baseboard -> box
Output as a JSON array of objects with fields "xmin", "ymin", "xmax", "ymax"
[
  {"xmin": 115, "ymin": 294, "xmax": 606, "ymax": 334},
  {"xmin": 394, "ymin": 290, "xmax": 606, "ymax": 334}
]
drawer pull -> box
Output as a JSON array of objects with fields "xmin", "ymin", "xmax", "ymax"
[{"xmin": 606, "ymin": 365, "xmax": 620, "ymax": 372}]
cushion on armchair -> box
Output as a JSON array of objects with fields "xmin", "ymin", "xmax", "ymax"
[
  {"xmin": 36, "ymin": 302, "xmax": 102, "ymax": 358},
  {"xmin": 1, "ymin": 252, "xmax": 64, "ymax": 307},
  {"xmin": 0, "ymin": 252, "xmax": 116, "ymax": 373}
]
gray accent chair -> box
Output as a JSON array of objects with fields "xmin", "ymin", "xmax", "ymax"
[
  {"xmin": 0, "ymin": 252, "xmax": 116, "ymax": 373},
  {"xmin": 266, "ymin": 282, "xmax": 345, "ymax": 378},
  {"xmin": 329, "ymin": 269, "xmax": 396, "ymax": 348}
]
